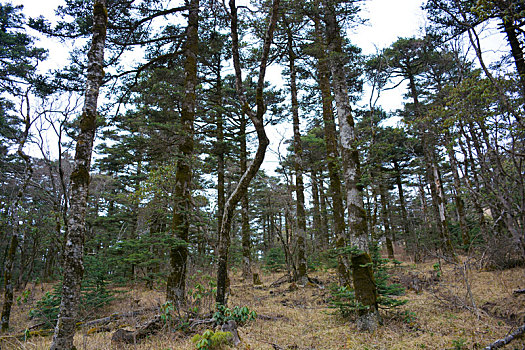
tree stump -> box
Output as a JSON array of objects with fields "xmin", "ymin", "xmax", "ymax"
[{"xmin": 253, "ymin": 272, "xmax": 262, "ymax": 285}]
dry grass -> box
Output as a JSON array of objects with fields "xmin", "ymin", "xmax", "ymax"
[{"xmin": 2, "ymin": 256, "xmax": 525, "ymax": 350}]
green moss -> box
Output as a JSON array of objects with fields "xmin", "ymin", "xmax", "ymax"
[{"xmin": 191, "ymin": 330, "xmax": 232, "ymax": 350}]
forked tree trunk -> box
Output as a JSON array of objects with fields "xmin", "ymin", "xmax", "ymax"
[
  {"xmin": 216, "ymin": 0, "xmax": 280, "ymax": 305},
  {"xmin": 286, "ymin": 19, "xmax": 307, "ymax": 285},
  {"xmin": 50, "ymin": 1, "xmax": 107, "ymax": 348},
  {"xmin": 167, "ymin": 0, "xmax": 199, "ymax": 304}
]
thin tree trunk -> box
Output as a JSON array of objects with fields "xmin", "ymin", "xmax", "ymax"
[
  {"xmin": 167, "ymin": 0, "xmax": 199, "ymax": 304},
  {"xmin": 216, "ymin": 0, "xmax": 280, "ymax": 305},
  {"xmin": 380, "ymin": 182, "xmax": 394, "ymax": 259},
  {"xmin": 310, "ymin": 170, "xmax": 323, "ymax": 248},
  {"xmin": 393, "ymin": 159, "xmax": 415, "ymax": 258},
  {"xmin": 50, "ymin": 1, "xmax": 107, "ymax": 348},
  {"xmin": 240, "ymin": 116, "xmax": 252, "ymax": 280},
  {"xmin": 286, "ymin": 19, "xmax": 307, "ymax": 285},
  {"xmin": 445, "ymin": 131, "xmax": 469, "ymax": 248},
  {"xmin": 407, "ymin": 73, "xmax": 455, "ymax": 258},
  {"xmin": 1, "ymin": 92, "xmax": 33, "ymax": 331}
]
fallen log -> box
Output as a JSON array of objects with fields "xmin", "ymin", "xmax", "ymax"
[
  {"xmin": 513, "ymin": 288, "xmax": 525, "ymax": 295},
  {"xmin": 483, "ymin": 323, "xmax": 525, "ymax": 349},
  {"xmin": 269, "ymin": 274, "xmax": 292, "ymax": 288},
  {"xmin": 111, "ymin": 315, "xmax": 163, "ymax": 344}
]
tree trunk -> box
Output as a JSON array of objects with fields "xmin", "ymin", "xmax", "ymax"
[
  {"xmin": 1, "ymin": 93, "xmax": 32, "ymax": 331},
  {"xmin": 445, "ymin": 131, "xmax": 469, "ymax": 248},
  {"xmin": 286, "ymin": 20, "xmax": 307, "ymax": 285},
  {"xmin": 323, "ymin": 0, "xmax": 368, "ymax": 251},
  {"xmin": 393, "ymin": 159, "xmax": 415, "ymax": 256},
  {"xmin": 216, "ymin": 0, "xmax": 280, "ymax": 305},
  {"xmin": 312, "ymin": 8, "xmax": 351, "ymax": 287},
  {"xmin": 240, "ymin": 116, "xmax": 252, "ymax": 281},
  {"xmin": 351, "ymin": 252, "xmax": 380, "ymax": 332},
  {"xmin": 310, "ymin": 170, "xmax": 323, "ymax": 249},
  {"xmin": 407, "ymin": 72, "xmax": 455, "ymax": 258},
  {"xmin": 50, "ymin": 1, "xmax": 107, "ymax": 348},
  {"xmin": 501, "ymin": 15, "xmax": 525, "ymax": 99},
  {"xmin": 166, "ymin": 0, "xmax": 199, "ymax": 304},
  {"xmin": 380, "ymin": 183, "xmax": 395, "ymax": 259}
]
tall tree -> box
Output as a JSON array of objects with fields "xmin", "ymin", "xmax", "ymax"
[
  {"xmin": 216, "ymin": 0, "xmax": 281, "ymax": 305},
  {"xmin": 166, "ymin": 0, "xmax": 200, "ymax": 305},
  {"xmin": 50, "ymin": 0, "xmax": 107, "ymax": 348}
]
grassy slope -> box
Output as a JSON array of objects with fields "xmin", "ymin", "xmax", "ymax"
[{"xmin": 2, "ymin": 256, "xmax": 525, "ymax": 350}]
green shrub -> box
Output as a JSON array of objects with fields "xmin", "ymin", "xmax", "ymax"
[
  {"xmin": 29, "ymin": 276, "xmax": 116, "ymax": 328},
  {"xmin": 329, "ymin": 242, "xmax": 407, "ymax": 318},
  {"xmin": 263, "ymin": 247, "xmax": 286, "ymax": 271},
  {"xmin": 191, "ymin": 330, "xmax": 232, "ymax": 350},
  {"xmin": 213, "ymin": 304, "xmax": 256, "ymax": 326}
]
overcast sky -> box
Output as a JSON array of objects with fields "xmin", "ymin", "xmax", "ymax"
[{"xmin": 12, "ymin": 0, "xmax": 505, "ymax": 177}]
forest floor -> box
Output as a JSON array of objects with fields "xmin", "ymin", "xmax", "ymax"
[{"xmin": 2, "ymin": 252, "xmax": 525, "ymax": 350}]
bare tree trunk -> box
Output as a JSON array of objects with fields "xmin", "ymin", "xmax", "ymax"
[
  {"xmin": 167, "ymin": 0, "xmax": 199, "ymax": 304},
  {"xmin": 286, "ymin": 19, "xmax": 307, "ymax": 285},
  {"xmin": 50, "ymin": 1, "xmax": 107, "ymax": 348},
  {"xmin": 216, "ymin": 0, "xmax": 280, "ymax": 305}
]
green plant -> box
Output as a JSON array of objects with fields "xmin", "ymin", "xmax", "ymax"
[
  {"xmin": 213, "ymin": 304, "xmax": 256, "ymax": 326},
  {"xmin": 433, "ymin": 262, "xmax": 442, "ymax": 279},
  {"xmin": 329, "ymin": 242, "xmax": 407, "ymax": 318},
  {"xmin": 451, "ymin": 337, "xmax": 467, "ymax": 350},
  {"xmin": 191, "ymin": 329, "xmax": 232, "ymax": 350},
  {"xmin": 16, "ymin": 289, "xmax": 31, "ymax": 305},
  {"xmin": 264, "ymin": 247, "xmax": 286, "ymax": 271},
  {"xmin": 160, "ymin": 301, "xmax": 175, "ymax": 323},
  {"xmin": 401, "ymin": 310, "xmax": 417, "ymax": 325}
]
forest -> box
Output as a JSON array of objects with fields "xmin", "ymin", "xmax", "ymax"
[{"xmin": 0, "ymin": 0, "xmax": 524, "ymax": 349}]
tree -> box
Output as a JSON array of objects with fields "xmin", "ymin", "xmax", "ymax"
[
  {"xmin": 50, "ymin": 0, "xmax": 107, "ymax": 348},
  {"xmin": 216, "ymin": 0, "xmax": 281, "ymax": 305},
  {"xmin": 166, "ymin": 0, "xmax": 200, "ymax": 305}
]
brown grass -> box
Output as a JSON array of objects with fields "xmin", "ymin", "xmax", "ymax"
[{"xmin": 2, "ymin": 256, "xmax": 525, "ymax": 350}]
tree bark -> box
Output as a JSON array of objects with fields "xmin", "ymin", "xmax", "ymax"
[
  {"xmin": 216, "ymin": 0, "xmax": 280, "ymax": 305},
  {"xmin": 166, "ymin": 0, "xmax": 199, "ymax": 304},
  {"xmin": 50, "ymin": 1, "xmax": 107, "ymax": 348}
]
